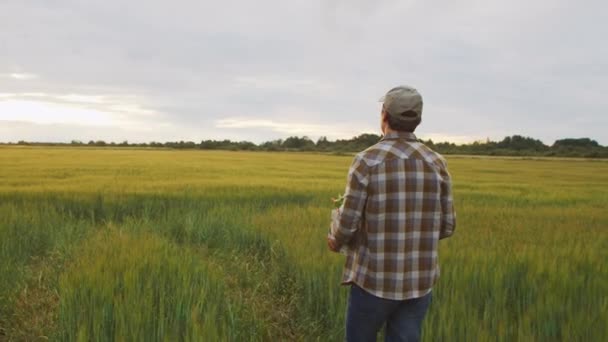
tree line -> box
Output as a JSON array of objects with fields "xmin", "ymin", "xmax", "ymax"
[{"xmin": 7, "ymin": 134, "xmax": 607, "ymax": 158}]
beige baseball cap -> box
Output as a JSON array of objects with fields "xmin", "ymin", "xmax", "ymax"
[{"xmin": 379, "ymin": 85, "xmax": 423, "ymax": 121}]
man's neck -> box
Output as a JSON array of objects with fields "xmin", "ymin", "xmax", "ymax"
[
  {"xmin": 383, "ymin": 127, "xmax": 398, "ymax": 135},
  {"xmin": 381, "ymin": 129, "xmax": 418, "ymax": 141}
]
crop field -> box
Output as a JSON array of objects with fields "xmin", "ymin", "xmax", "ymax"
[{"xmin": 0, "ymin": 146, "xmax": 607, "ymax": 341}]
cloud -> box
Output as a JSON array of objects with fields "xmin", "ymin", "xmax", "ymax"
[
  {"xmin": 0, "ymin": 0, "xmax": 606, "ymax": 144},
  {"xmin": 216, "ymin": 117, "xmax": 374, "ymax": 140},
  {"xmin": 0, "ymin": 120, "xmax": 178, "ymax": 143},
  {"xmin": 418, "ymin": 133, "xmax": 488, "ymax": 145},
  {"xmin": 234, "ymin": 76, "xmax": 336, "ymax": 94},
  {"xmin": 6, "ymin": 73, "xmax": 39, "ymax": 80},
  {"xmin": 0, "ymin": 92, "xmax": 166, "ymax": 129}
]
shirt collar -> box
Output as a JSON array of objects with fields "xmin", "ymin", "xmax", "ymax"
[{"xmin": 381, "ymin": 131, "xmax": 418, "ymax": 142}]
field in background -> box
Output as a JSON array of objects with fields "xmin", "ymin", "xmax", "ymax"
[{"xmin": 1, "ymin": 146, "xmax": 607, "ymax": 341}]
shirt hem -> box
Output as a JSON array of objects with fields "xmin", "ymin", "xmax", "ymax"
[{"xmin": 341, "ymin": 279, "xmax": 433, "ymax": 301}]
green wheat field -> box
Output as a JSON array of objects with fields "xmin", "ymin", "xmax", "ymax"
[{"xmin": 0, "ymin": 146, "xmax": 607, "ymax": 341}]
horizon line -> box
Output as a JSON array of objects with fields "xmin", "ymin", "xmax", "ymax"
[{"xmin": 1, "ymin": 134, "xmax": 605, "ymax": 148}]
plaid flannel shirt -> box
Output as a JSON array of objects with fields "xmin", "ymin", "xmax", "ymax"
[{"xmin": 331, "ymin": 131, "xmax": 456, "ymax": 300}]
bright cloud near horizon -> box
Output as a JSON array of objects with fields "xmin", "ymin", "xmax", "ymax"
[{"xmin": 1, "ymin": 0, "xmax": 607, "ymax": 145}]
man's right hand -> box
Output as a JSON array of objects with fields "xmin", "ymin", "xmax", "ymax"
[{"xmin": 327, "ymin": 235, "xmax": 340, "ymax": 253}]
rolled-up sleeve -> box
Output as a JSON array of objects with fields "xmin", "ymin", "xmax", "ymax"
[{"xmin": 333, "ymin": 155, "xmax": 369, "ymax": 247}]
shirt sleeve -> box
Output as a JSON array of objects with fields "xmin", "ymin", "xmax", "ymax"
[
  {"xmin": 332, "ymin": 154, "xmax": 369, "ymax": 247},
  {"xmin": 439, "ymin": 160, "xmax": 456, "ymax": 239}
]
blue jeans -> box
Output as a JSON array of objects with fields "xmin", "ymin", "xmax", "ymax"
[{"xmin": 345, "ymin": 285, "xmax": 432, "ymax": 342}]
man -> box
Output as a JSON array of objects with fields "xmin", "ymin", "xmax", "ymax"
[{"xmin": 327, "ymin": 85, "xmax": 456, "ymax": 342}]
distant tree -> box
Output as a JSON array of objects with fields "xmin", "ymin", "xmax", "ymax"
[
  {"xmin": 183, "ymin": 141, "xmax": 196, "ymax": 149},
  {"xmin": 552, "ymin": 138, "xmax": 600, "ymax": 148},
  {"xmin": 353, "ymin": 133, "xmax": 381, "ymax": 147},
  {"xmin": 333, "ymin": 133, "xmax": 381, "ymax": 152},
  {"xmin": 259, "ymin": 139, "xmax": 284, "ymax": 151},
  {"xmin": 8, "ymin": 133, "xmax": 605, "ymax": 158},
  {"xmin": 497, "ymin": 135, "xmax": 547, "ymax": 151},
  {"xmin": 237, "ymin": 141, "xmax": 258, "ymax": 151},
  {"xmin": 316, "ymin": 136, "xmax": 331, "ymax": 150},
  {"xmin": 282, "ymin": 136, "xmax": 315, "ymax": 150},
  {"xmin": 423, "ymin": 139, "xmax": 435, "ymax": 148},
  {"xmin": 200, "ymin": 140, "xmax": 216, "ymax": 149}
]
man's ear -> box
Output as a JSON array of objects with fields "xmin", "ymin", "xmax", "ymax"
[{"xmin": 381, "ymin": 110, "xmax": 389, "ymax": 122}]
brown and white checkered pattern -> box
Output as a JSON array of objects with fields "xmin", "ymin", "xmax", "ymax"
[{"xmin": 331, "ymin": 131, "xmax": 456, "ymax": 300}]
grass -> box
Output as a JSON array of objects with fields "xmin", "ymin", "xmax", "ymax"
[{"xmin": 0, "ymin": 146, "xmax": 607, "ymax": 341}]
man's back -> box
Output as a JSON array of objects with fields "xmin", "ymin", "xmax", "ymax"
[
  {"xmin": 328, "ymin": 85, "xmax": 456, "ymax": 341},
  {"xmin": 333, "ymin": 131, "xmax": 456, "ymax": 300}
]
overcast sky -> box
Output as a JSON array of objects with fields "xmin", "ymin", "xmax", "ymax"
[{"xmin": 1, "ymin": 0, "xmax": 606, "ymax": 145}]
